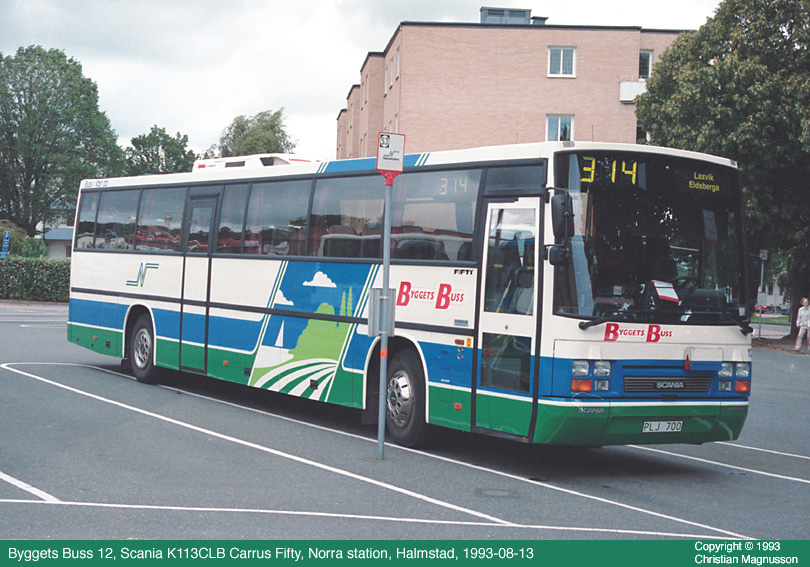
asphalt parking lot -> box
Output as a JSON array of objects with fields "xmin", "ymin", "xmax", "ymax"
[{"xmin": 1, "ymin": 301, "xmax": 808, "ymax": 540}]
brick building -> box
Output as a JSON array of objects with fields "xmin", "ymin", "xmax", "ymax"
[{"xmin": 336, "ymin": 7, "xmax": 682, "ymax": 159}]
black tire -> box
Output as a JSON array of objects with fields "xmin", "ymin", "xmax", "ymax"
[
  {"xmin": 129, "ymin": 314, "xmax": 159, "ymax": 384},
  {"xmin": 385, "ymin": 349, "xmax": 429, "ymax": 447}
]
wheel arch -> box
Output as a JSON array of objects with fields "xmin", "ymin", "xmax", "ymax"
[
  {"xmin": 363, "ymin": 333, "xmax": 428, "ymax": 413},
  {"xmin": 123, "ymin": 304, "xmax": 155, "ymax": 363}
]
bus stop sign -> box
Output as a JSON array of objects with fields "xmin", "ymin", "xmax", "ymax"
[
  {"xmin": 0, "ymin": 231, "xmax": 9, "ymax": 258},
  {"xmin": 376, "ymin": 132, "xmax": 405, "ymax": 186}
]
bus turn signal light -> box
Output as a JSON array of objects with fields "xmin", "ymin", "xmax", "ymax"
[
  {"xmin": 735, "ymin": 381, "xmax": 750, "ymax": 393},
  {"xmin": 571, "ymin": 379, "xmax": 593, "ymax": 393}
]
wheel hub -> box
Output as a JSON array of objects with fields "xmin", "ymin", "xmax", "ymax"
[
  {"xmin": 387, "ymin": 372, "xmax": 413, "ymax": 428},
  {"xmin": 133, "ymin": 328, "xmax": 152, "ymax": 369}
]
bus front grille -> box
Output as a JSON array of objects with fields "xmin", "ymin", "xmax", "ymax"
[{"xmin": 623, "ymin": 377, "xmax": 712, "ymax": 393}]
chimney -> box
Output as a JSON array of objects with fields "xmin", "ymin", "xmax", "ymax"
[{"xmin": 479, "ymin": 7, "xmax": 532, "ymax": 25}]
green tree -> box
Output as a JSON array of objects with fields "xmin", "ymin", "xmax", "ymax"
[
  {"xmin": 125, "ymin": 125, "xmax": 197, "ymax": 176},
  {"xmin": 218, "ymin": 109, "xmax": 296, "ymax": 157},
  {"xmin": 0, "ymin": 46, "xmax": 125, "ymax": 235},
  {"xmin": 636, "ymin": 0, "xmax": 810, "ymax": 331}
]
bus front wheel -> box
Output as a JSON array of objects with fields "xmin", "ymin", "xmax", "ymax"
[
  {"xmin": 130, "ymin": 314, "xmax": 159, "ymax": 384},
  {"xmin": 385, "ymin": 349, "xmax": 428, "ymax": 448}
]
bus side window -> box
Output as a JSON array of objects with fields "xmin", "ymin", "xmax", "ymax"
[
  {"xmin": 136, "ymin": 188, "xmax": 185, "ymax": 252},
  {"xmin": 309, "ymin": 177, "xmax": 383, "ymax": 259},
  {"xmin": 95, "ymin": 189, "xmax": 139, "ymax": 250},
  {"xmin": 217, "ymin": 184, "xmax": 249, "ymax": 254},
  {"xmin": 75, "ymin": 192, "xmax": 99, "ymax": 249},
  {"xmin": 392, "ymin": 169, "xmax": 481, "ymax": 262},
  {"xmin": 245, "ymin": 180, "xmax": 310, "ymax": 256}
]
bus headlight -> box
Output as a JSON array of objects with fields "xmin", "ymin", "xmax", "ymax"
[
  {"xmin": 594, "ymin": 361, "xmax": 611, "ymax": 377},
  {"xmin": 572, "ymin": 360, "xmax": 590, "ymax": 376},
  {"xmin": 735, "ymin": 362, "xmax": 750, "ymax": 379},
  {"xmin": 718, "ymin": 381, "xmax": 733, "ymax": 392},
  {"xmin": 719, "ymin": 362, "xmax": 734, "ymax": 378}
]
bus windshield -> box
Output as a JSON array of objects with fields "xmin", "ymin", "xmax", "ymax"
[{"xmin": 553, "ymin": 151, "xmax": 748, "ymax": 325}]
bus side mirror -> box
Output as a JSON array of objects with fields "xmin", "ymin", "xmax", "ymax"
[
  {"xmin": 551, "ymin": 193, "xmax": 574, "ymax": 242},
  {"xmin": 546, "ymin": 245, "xmax": 569, "ymax": 266}
]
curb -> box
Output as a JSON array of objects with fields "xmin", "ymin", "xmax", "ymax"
[{"xmin": 752, "ymin": 340, "xmax": 810, "ymax": 355}]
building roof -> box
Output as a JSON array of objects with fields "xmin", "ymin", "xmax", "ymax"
[{"xmin": 43, "ymin": 227, "xmax": 74, "ymax": 241}]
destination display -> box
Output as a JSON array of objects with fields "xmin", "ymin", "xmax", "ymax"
[{"xmin": 573, "ymin": 152, "xmax": 730, "ymax": 197}]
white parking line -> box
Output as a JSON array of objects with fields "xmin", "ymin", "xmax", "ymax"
[
  {"xmin": 0, "ymin": 498, "xmax": 736, "ymax": 539},
  {"xmin": 630, "ymin": 445, "xmax": 810, "ymax": 485},
  {"xmin": 0, "ymin": 362, "xmax": 512, "ymax": 528},
  {"xmin": 1, "ymin": 362, "xmax": 752, "ymax": 540},
  {"xmin": 717, "ymin": 441, "xmax": 810, "ymax": 461},
  {"xmin": 0, "ymin": 471, "xmax": 60, "ymax": 503}
]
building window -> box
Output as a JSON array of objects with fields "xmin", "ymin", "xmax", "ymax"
[
  {"xmin": 548, "ymin": 46, "xmax": 576, "ymax": 77},
  {"xmin": 396, "ymin": 47, "xmax": 400, "ymax": 78},
  {"xmin": 639, "ymin": 50, "xmax": 653, "ymax": 80},
  {"xmin": 636, "ymin": 121, "xmax": 650, "ymax": 143},
  {"xmin": 547, "ymin": 115, "xmax": 573, "ymax": 141}
]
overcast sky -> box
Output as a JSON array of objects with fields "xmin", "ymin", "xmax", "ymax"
[{"xmin": 1, "ymin": 0, "xmax": 722, "ymax": 161}]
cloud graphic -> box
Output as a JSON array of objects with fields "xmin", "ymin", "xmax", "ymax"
[
  {"xmin": 274, "ymin": 290, "xmax": 294, "ymax": 306},
  {"xmin": 303, "ymin": 271, "xmax": 337, "ymax": 288}
]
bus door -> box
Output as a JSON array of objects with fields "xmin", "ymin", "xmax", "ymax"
[
  {"xmin": 180, "ymin": 191, "xmax": 220, "ymax": 373},
  {"xmin": 474, "ymin": 197, "xmax": 541, "ymax": 438}
]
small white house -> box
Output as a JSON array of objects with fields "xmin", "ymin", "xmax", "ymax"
[{"xmin": 42, "ymin": 227, "xmax": 73, "ymax": 259}]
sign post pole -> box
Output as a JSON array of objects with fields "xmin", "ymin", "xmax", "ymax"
[
  {"xmin": 374, "ymin": 132, "xmax": 405, "ymax": 460},
  {"xmin": 758, "ymin": 250, "xmax": 768, "ymax": 338}
]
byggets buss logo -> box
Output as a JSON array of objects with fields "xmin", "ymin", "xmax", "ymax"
[
  {"xmin": 396, "ymin": 281, "xmax": 464, "ymax": 310},
  {"xmin": 603, "ymin": 323, "xmax": 672, "ymax": 343}
]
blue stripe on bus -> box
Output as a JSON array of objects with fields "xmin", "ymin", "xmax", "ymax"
[
  {"xmin": 69, "ymin": 298, "xmax": 121, "ymax": 329},
  {"xmin": 321, "ymin": 154, "xmax": 427, "ymax": 174},
  {"xmin": 208, "ymin": 313, "xmax": 266, "ymax": 352}
]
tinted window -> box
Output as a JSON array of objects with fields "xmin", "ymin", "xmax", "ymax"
[
  {"xmin": 95, "ymin": 190, "xmax": 139, "ymax": 250},
  {"xmin": 392, "ymin": 169, "xmax": 481, "ymax": 261},
  {"xmin": 186, "ymin": 198, "xmax": 217, "ymax": 254},
  {"xmin": 310, "ymin": 177, "xmax": 382, "ymax": 258},
  {"xmin": 484, "ymin": 165, "xmax": 546, "ymax": 195},
  {"xmin": 217, "ymin": 184, "xmax": 249, "ymax": 253},
  {"xmin": 136, "ymin": 188, "xmax": 185, "ymax": 252},
  {"xmin": 75, "ymin": 192, "xmax": 99, "ymax": 249},
  {"xmin": 245, "ymin": 180, "xmax": 310, "ymax": 256}
]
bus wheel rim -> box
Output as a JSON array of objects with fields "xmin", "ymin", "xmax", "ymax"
[
  {"xmin": 133, "ymin": 328, "xmax": 152, "ymax": 369},
  {"xmin": 387, "ymin": 371, "xmax": 413, "ymax": 428}
]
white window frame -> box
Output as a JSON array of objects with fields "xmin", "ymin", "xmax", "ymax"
[
  {"xmin": 548, "ymin": 46, "xmax": 576, "ymax": 77},
  {"xmin": 639, "ymin": 50, "xmax": 653, "ymax": 80},
  {"xmin": 547, "ymin": 115, "xmax": 574, "ymax": 141}
]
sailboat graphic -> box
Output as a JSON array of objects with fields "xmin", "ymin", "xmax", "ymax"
[{"xmin": 251, "ymin": 321, "xmax": 294, "ymax": 381}]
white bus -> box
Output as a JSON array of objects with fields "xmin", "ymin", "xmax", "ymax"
[{"xmin": 68, "ymin": 142, "xmax": 752, "ymax": 447}]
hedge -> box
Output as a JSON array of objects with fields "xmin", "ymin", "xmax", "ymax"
[{"xmin": 0, "ymin": 256, "xmax": 71, "ymax": 302}]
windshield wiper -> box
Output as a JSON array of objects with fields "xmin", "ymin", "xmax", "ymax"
[
  {"xmin": 682, "ymin": 309, "xmax": 753, "ymax": 335},
  {"xmin": 578, "ymin": 313, "xmax": 631, "ymax": 330}
]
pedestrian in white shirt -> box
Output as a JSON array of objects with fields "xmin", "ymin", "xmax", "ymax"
[{"xmin": 795, "ymin": 297, "xmax": 810, "ymax": 351}]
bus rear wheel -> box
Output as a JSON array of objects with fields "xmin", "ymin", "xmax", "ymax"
[
  {"xmin": 385, "ymin": 349, "xmax": 428, "ymax": 448},
  {"xmin": 130, "ymin": 314, "xmax": 159, "ymax": 384}
]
